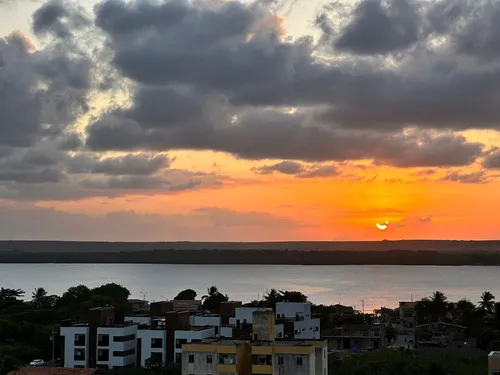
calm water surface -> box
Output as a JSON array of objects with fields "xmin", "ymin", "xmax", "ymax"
[{"xmin": 0, "ymin": 264, "xmax": 499, "ymax": 311}]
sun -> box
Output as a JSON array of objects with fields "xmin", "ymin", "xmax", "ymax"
[{"xmin": 376, "ymin": 221, "xmax": 389, "ymax": 230}]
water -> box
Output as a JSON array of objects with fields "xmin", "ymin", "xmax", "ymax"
[{"xmin": 0, "ymin": 264, "xmax": 499, "ymax": 311}]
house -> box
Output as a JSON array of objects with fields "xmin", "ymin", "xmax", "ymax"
[
  {"xmin": 276, "ymin": 302, "xmax": 311, "ymax": 321},
  {"xmin": 322, "ymin": 324, "xmax": 386, "ymax": 351},
  {"xmin": 489, "ymin": 351, "xmax": 500, "ymax": 375},
  {"xmin": 398, "ymin": 302, "xmax": 417, "ymax": 323},
  {"xmin": 331, "ymin": 304, "xmax": 355, "ymax": 315},
  {"xmin": 416, "ymin": 322, "xmax": 467, "ymax": 347}
]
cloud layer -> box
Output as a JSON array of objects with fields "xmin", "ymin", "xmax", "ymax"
[{"xmin": 0, "ymin": 0, "xmax": 499, "ymax": 202}]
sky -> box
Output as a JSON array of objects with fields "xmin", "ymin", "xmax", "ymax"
[{"xmin": 0, "ymin": 0, "xmax": 499, "ymax": 241}]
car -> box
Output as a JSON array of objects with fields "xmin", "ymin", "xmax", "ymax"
[{"xmin": 29, "ymin": 359, "xmax": 45, "ymax": 366}]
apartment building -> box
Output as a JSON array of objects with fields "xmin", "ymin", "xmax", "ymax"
[
  {"xmin": 182, "ymin": 309, "xmax": 327, "ymax": 375},
  {"xmin": 276, "ymin": 302, "xmax": 311, "ymax": 320},
  {"xmin": 322, "ymin": 323, "xmax": 386, "ymax": 350},
  {"xmin": 174, "ymin": 327, "xmax": 217, "ymax": 362},
  {"xmin": 489, "ymin": 351, "xmax": 500, "ymax": 375},
  {"xmin": 399, "ymin": 301, "xmax": 417, "ymax": 323},
  {"xmin": 60, "ymin": 307, "xmax": 138, "ymax": 369}
]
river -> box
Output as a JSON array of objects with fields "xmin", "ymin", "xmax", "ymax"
[{"xmin": 1, "ymin": 264, "xmax": 499, "ymax": 311}]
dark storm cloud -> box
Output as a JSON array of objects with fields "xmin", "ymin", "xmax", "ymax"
[{"xmin": 334, "ymin": 0, "xmax": 420, "ymax": 55}]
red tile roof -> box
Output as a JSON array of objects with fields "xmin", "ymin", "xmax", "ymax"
[{"xmin": 8, "ymin": 368, "xmax": 97, "ymax": 375}]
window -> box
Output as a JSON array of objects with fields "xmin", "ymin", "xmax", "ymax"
[
  {"xmin": 296, "ymin": 357, "xmax": 303, "ymax": 366},
  {"xmin": 278, "ymin": 357, "xmax": 284, "ymax": 366},
  {"xmin": 151, "ymin": 338, "xmax": 163, "ymax": 348},
  {"xmin": 98, "ymin": 334, "xmax": 109, "ymax": 346},
  {"xmin": 74, "ymin": 348, "xmax": 85, "ymax": 361},
  {"xmin": 188, "ymin": 355, "xmax": 194, "ymax": 363},
  {"xmin": 113, "ymin": 334, "xmax": 135, "ymax": 342},
  {"xmin": 98, "ymin": 349, "xmax": 109, "ymax": 362},
  {"xmin": 176, "ymin": 338, "xmax": 188, "ymax": 348},
  {"xmin": 113, "ymin": 348, "xmax": 135, "ymax": 357},
  {"xmin": 493, "ymin": 372, "xmax": 500, "ymax": 375},
  {"xmin": 206, "ymin": 355, "xmax": 212, "ymax": 364},
  {"xmin": 74, "ymin": 334, "xmax": 86, "ymax": 346}
]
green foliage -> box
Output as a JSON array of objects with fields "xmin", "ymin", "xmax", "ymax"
[
  {"xmin": 331, "ymin": 349, "xmax": 487, "ymax": 375},
  {"xmin": 174, "ymin": 289, "xmax": 197, "ymax": 300},
  {"xmin": 201, "ymin": 286, "xmax": 228, "ymax": 311}
]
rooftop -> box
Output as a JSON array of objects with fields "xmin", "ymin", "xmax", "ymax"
[
  {"xmin": 8, "ymin": 368, "xmax": 97, "ymax": 375},
  {"xmin": 489, "ymin": 351, "xmax": 500, "ymax": 356}
]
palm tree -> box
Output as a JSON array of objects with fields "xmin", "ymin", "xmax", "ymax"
[
  {"xmin": 429, "ymin": 291, "xmax": 449, "ymax": 321},
  {"xmin": 202, "ymin": 286, "xmax": 219, "ymax": 303},
  {"xmin": 263, "ymin": 289, "xmax": 282, "ymax": 308},
  {"xmin": 31, "ymin": 287, "xmax": 47, "ymax": 306},
  {"xmin": 478, "ymin": 291, "xmax": 495, "ymax": 315}
]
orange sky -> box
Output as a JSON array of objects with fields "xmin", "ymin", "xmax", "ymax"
[{"xmin": 1, "ymin": 0, "xmax": 499, "ymax": 241}]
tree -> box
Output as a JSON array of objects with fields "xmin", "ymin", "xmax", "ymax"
[
  {"xmin": 57, "ymin": 285, "xmax": 92, "ymax": 306},
  {"xmin": 263, "ymin": 289, "xmax": 281, "ymax": 308},
  {"xmin": 279, "ymin": 291, "xmax": 308, "ymax": 303},
  {"xmin": 91, "ymin": 283, "xmax": 130, "ymax": 302},
  {"xmin": 174, "ymin": 289, "xmax": 197, "ymax": 300},
  {"xmin": 455, "ymin": 298, "xmax": 477, "ymax": 328},
  {"xmin": 201, "ymin": 286, "xmax": 228, "ymax": 311},
  {"xmin": 478, "ymin": 291, "xmax": 495, "ymax": 315},
  {"xmin": 31, "ymin": 287, "xmax": 48, "ymax": 307}
]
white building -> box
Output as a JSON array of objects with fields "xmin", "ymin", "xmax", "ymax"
[
  {"xmin": 137, "ymin": 328, "xmax": 167, "ymax": 367},
  {"xmin": 276, "ymin": 302, "xmax": 312, "ymax": 321},
  {"xmin": 294, "ymin": 319, "xmax": 321, "ymax": 340},
  {"xmin": 60, "ymin": 320, "xmax": 139, "ymax": 369},
  {"xmin": 190, "ymin": 315, "xmax": 221, "ymax": 336},
  {"xmin": 174, "ymin": 327, "xmax": 216, "ymax": 362}
]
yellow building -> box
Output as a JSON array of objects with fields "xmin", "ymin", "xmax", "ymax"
[
  {"xmin": 181, "ymin": 339, "xmax": 328, "ymax": 375},
  {"xmin": 489, "ymin": 351, "xmax": 500, "ymax": 375}
]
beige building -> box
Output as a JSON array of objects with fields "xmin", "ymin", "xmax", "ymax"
[
  {"xmin": 182, "ymin": 339, "xmax": 327, "ymax": 375},
  {"xmin": 181, "ymin": 309, "xmax": 327, "ymax": 375},
  {"xmin": 489, "ymin": 351, "xmax": 500, "ymax": 375}
]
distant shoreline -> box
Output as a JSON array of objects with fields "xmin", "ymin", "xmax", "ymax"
[{"xmin": 0, "ymin": 240, "xmax": 499, "ymax": 266}]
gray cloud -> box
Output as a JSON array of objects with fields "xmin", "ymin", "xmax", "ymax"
[
  {"xmin": 483, "ymin": 149, "xmax": 500, "ymax": 169},
  {"xmin": 253, "ymin": 160, "xmax": 340, "ymax": 178},
  {"xmin": 32, "ymin": 0, "xmax": 91, "ymax": 39},
  {"xmin": 87, "ymin": 109, "xmax": 483, "ymax": 167},
  {"xmin": 67, "ymin": 154, "xmax": 170, "ymax": 176},
  {"xmin": 334, "ymin": 0, "xmax": 420, "ymax": 55},
  {"xmin": 441, "ymin": 170, "xmax": 490, "ymax": 184},
  {"xmin": 2, "ymin": 0, "xmax": 500, "ymax": 204}
]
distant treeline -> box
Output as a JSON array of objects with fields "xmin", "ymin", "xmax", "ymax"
[{"xmin": 1, "ymin": 249, "xmax": 500, "ymax": 265}]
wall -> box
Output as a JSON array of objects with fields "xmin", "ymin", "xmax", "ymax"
[
  {"xmin": 253, "ymin": 311, "xmax": 276, "ymax": 341},
  {"xmin": 181, "ymin": 350, "xmax": 216, "ymax": 375},
  {"xmin": 174, "ymin": 328, "xmax": 216, "ymax": 362},
  {"xmin": 137, "ymin": 329, "xmax": 167, "ymax": 367},
  {"xmin": 276, "ymin": 303, "xmax": 311, "ymax": 320},
  {"xmin": 60, "ymin": 326, "xmax": 89, "ymax": 368},
  {"xmin": 190, "ymin": 316, "xmax": 221, "ymax": 335},
  {"xmin": 125, "ymin": 316, "xmax": 152, "ymax": 326},
  {"xmin": 235, "ymin": 307, "xmax": 259, "ymax": 324},
  {"xmin": 274, "ymin": 352, "xmax": 314, "ymax": 375},
  {"xmin": 220, "ymin": 326, "xmax": 233, "ymax": 338},
  {"xmin": 97, "ymin": 325, "xmax": 138, "ymax": 369},
  {"xmin": 294, "ymin": 319, "xmax": 320, "ymax": 340}
]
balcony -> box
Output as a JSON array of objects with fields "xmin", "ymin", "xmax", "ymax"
[
  {"xmin": 216, "ymin": 364, "xmax": 237, "ymax": 373},
  {"xmin": 252, "ymin": 365, "xmax": 273, "ymax": 374}
]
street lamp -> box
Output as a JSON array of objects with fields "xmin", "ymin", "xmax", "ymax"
[{"xmin": 140, "ymin": 291, "xmax": 149, "ymax": 301}]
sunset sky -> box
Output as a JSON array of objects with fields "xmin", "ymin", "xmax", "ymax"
[{"xmin": 0, "ymin": 0, "xmax": 499, "ymax": 241}]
